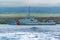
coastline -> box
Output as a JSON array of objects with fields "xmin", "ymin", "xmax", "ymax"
[{"xmin": 0, "ymin": 13, "xmax": 60, "ymax": 18}]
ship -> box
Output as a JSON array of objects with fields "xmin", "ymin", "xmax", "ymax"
[
  {"xmin": 18, "ymin": 7, "xmax": 56, "ymax": 25},
  {"xmin": 19, "ymin": 16, "xmax": 56, "ymax": 25}
]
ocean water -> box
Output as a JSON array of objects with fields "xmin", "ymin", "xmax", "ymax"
[
  {"xmin": 0, "ymin": 32, "xmax": 59, "ymax": 40},
  {"xmin": 0, "ymin": 24, "xmax": 59, "ymax": 40},
  {"xmin": 0, "ymin": 7, "xmax": 60, "ymax": 13}
]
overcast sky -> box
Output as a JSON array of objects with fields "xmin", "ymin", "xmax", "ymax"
[{"xmin": 0, "ymin": 0, "xmax": 60, "ymax": 7}]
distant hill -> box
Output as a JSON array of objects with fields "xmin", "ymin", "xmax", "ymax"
[{"xmin": 0, "ymin": 7, "xmax": 60, "ymax": 13}]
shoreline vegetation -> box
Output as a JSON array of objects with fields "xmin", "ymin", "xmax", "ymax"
[
  {"xmin": 0, "ymin": 13, "xmax": 60, "ymax": 18},
  {"xmin": 0, "ymin": 13, "xmax": 60, "ymax": 24}
]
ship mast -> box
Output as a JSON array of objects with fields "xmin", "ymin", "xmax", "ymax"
[{"xmin": 27, "ymin": 6, "xmax": 30, "ymax": 16}]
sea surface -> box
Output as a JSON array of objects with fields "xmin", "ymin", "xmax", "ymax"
[
  {"xmin": 0, "ymin": 7, "xmax": 60, "ymax": 13},
  {"xmin": 0, "ymin": 24, "xmax": 59, "ymax": 40}
]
